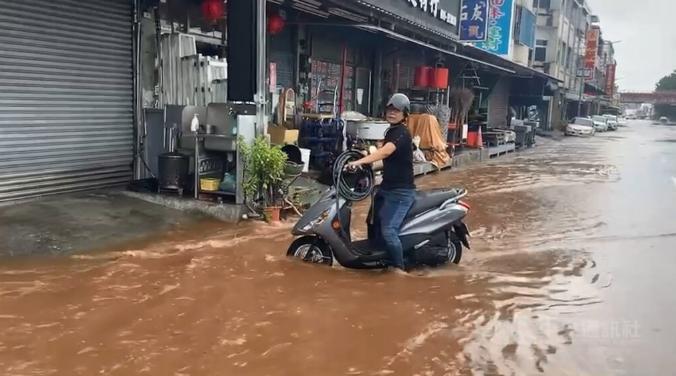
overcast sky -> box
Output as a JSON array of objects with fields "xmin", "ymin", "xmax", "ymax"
[{"xmin": 587, "ymin": 0, "xmax": 676, "ymax": 91}]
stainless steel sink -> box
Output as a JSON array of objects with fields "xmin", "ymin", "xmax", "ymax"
[
  {"xmin": 204, "ymin": 134, "xmax": 236, "ymax": 152},
  {"xmin": 179, "ymin": 134, "xmax": 237, "ymax": 152}
]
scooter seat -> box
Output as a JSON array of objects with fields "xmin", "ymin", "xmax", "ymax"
[{"xmin": 407, "ymin": 188, "xmax": 463, "ymax": 218}]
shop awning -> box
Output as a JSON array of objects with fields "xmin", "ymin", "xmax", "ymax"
[
  {"xmin": 354, "ymin": 24, "xmax": 516, "ymax": 75},
  {"xmin": 461, "ymin": 45, "xmax": 563, "ymax": 83},
  {"xmin": 566, "ymin": 92, "xmax": 583, "ymax": 101}
]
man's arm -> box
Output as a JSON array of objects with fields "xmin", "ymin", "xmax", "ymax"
[{"xmin": 349, "ymin": 142, "xmax": 396, "ymax": 167}]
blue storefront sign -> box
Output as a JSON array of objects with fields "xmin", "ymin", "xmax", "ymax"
[
  {"xmin": 459, "ymin": 0, "xmax": 489, "ymax": 42},
  {"xmin": 474, "ymin": 0, "xmax": 514, "ymax": 56}
]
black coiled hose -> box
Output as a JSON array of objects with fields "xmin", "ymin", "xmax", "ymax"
[{"xmin": 332, "ymin": 150, "xmax": 375, "ymax": 202}]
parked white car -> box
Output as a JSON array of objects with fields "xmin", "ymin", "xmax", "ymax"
[
  {"xmin": 566, "ymin": 117, "xmax": 596, "ymax": 137},
  {"xmin": 592, "ymin": 115, "xmax": 609, "ymax": 132},
  {"xmin": 603, "ymin": 114, "xmax": 619, "ymax": 130}
]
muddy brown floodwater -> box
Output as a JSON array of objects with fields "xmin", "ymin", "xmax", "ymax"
[{"xmin": 2, "ymin": 120, "xmax": 676, "ymax": 375}]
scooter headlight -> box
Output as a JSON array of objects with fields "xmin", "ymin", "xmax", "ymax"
[{"xmin": 299, "ymin": 209, "xmax": 331, "ymax": 232}]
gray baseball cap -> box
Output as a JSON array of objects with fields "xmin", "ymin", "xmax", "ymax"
[{"xmin": 386, "ymin": 93, "xmax": 411, "ymax": 113}]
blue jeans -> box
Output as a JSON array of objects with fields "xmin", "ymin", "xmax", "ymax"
[{"xmin": 377, "ymin": 188, "xmax": 416, "ymax": 269}]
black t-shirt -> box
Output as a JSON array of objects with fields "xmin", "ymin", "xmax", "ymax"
[{"xmin": 381, "ymin": 123, "xmax": 415, "ymax": 190}]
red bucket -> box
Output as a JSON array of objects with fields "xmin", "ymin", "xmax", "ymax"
[
  {"xmin": 414, "ymin": 66, "xmax": 433, "ymax": 87},
  {"xmin": 432, "ymin": 67, "xmax": 450, "ymax": 89}
]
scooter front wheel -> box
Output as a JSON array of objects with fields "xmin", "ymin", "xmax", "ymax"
[{"xmin": 287, "ymin": 236, "xmax": 333, "ymax": 266}]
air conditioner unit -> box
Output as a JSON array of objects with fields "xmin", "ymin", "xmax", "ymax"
[{"xmin": 546, "ymin": 15, "xmax": 555, "ymax": 26}]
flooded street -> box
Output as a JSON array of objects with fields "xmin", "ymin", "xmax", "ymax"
[{"xmin": 2, "ymin": 120, "xmax": 676, "ymax": 375}]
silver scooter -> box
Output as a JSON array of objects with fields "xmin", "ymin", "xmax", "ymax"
[{"xmin": 287, "ymin": 154, "xmax": 471, "ymax": 269}]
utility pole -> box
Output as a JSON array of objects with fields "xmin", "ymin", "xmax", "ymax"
[{"xmin": 578, "ymin": 75, "xmax": 584, "ymax": 117}]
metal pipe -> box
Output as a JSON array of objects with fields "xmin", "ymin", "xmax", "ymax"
[
  {"xmin": 132, "ymin": 0, "xmax": 143, "ymax": 180},
  {"xmin": 256, "ymin": 0, "xmax": 267, "ymax": 136},
  {"xmin": 339, "ymin": 44, "xmax": 347, "ymax": 116},
  {"xmin": 155, "ymin": 6, "xmax": 164, "ymax": 107},
  {"xmin": 394, "ymin": 55, "xmax": 400, "ymax": 93},
  {"xmin": 194, "ymin": 135, "xmax": 200, "ymax": 199},
  {"xmin": 371, "ymin": 47, "xmax": 383, "ymax": 115},
  {"xmin": 578, "ymin": 79, "xmax": 585, "ymax": 117}
]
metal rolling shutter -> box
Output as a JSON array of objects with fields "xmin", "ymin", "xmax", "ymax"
[
  {"xmin": 488, "ymin": 76, "xmax": 511, "ymax": 128},
  {"xmin": 0, "ymin": 0, "xmax": 133, "ymax": 202},
  {"xmin": 269, "ymin": 27, "xmax": 294, "ymax": 89}
]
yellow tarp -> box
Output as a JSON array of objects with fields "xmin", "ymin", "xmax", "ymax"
[{"xmin": 407, "ymin": 114, "xmax": 451, "ymax": 168}]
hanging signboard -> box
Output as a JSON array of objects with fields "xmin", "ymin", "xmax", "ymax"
[
  {"xmin": 459, "ymin": 0, "xmax": 489, "ymax": 42},
  {"xmin": 473, "ymin": 0, "xmax": 515, "ymax": 57},
  {"xmin": 404, "ymin": 0, "xmax": 459, "ymax": 26},
  {"xmin": 354, "ymin": 0, "xmax": 462, "ymax": 39},
  {"xmin": 605, "ymin": 63, "xmax": 616, "ymax": 96},
  {"xmin": 584, "ymin": 28, "xmax": 600, "ymax": 70},
  {"xmin": 576, "ymin": 68, "xmax": 593, "ymax": 78}
]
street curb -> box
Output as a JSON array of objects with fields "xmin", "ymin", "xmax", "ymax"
[{"xmin": 122, "ymin": 190, "xmax": 245, "ymax": 223}]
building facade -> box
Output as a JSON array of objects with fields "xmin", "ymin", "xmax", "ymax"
[
  {"xmin": 531, "ymin": 0, "xmax": 618, "ymax": 122},
  {"xmin": 532, "ymin": 0, "xmax": 590, "ymax": 121}
]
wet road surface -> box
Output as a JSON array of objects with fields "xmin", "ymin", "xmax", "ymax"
[{"xmin": 1, "ymin": 120, "xmax": 675, "ymax": 375}]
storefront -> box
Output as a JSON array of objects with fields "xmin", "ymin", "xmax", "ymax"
[
  {"xmin": 264, "ymin": 0, "xmax": 514, "ymax": 143},
  {"xmin": 457, "ymin": 45, "xmax": 561, "ymax": 132},
  {"xmin": 0, "ymin": 0, "xmax": 555, "ymax": 206},
  {"xmin": 263, "ymin": 0, "xmax": 471, "ymax": 175},
  {"xmin": 0, "ymin": 0, "xmax": 134, "ymax": 202}
]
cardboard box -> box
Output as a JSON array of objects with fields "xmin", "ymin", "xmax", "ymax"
[{"xmin": 268, "ymin": 125, "xmax": 299, "ymax": 145}]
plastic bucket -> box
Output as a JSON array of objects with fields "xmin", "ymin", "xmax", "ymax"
[
  {"xmin": 299, "ymin": 148, "xmax": 311, "ymax": 172},
  {"xmin": 414, "ymin": 66, "xmax": 433, "ymax": 87},
  {"xmin": 432, "ymin": 67, "xmax": 449, "ymax": 89}
]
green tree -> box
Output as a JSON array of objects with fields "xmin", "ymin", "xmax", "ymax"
[{"xmin": 656, "ymin": 70, "xmax": 676, "ymax": 91}]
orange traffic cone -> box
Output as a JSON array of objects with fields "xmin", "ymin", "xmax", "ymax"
[{"xmin": 467, "ymin": 127, "xmax": 483, "ymax": 148}]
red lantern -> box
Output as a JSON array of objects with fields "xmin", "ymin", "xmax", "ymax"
[
  {"xmin": 267, "ymin": 13, "xmax": 285, "ymax": 35},
  {"xmin": 201, "ymin": 0, "xmax": 224, "ymax": 24}
]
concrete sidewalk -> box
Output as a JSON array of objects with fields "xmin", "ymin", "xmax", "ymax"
[
  {"xmin": 0, "ymin": 191, "xmax": 208, "ymax": 257},
  {"xmin": 0, "ymin": 140, "xmax": 541, "ymax": 258}
]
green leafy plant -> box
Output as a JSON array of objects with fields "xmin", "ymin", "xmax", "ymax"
[{"xmin": 238, "ymin": 136, "xmax": 288, "ymax": 207}]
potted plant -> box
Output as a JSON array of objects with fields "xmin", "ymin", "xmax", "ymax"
[{"xmin": 239, "ymin": 136, "xmax": 288, "ymax": 222}]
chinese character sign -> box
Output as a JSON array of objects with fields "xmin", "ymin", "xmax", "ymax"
[
  {"xmin": 474, "ymin": 0, "xmax": 515, "ymax": 56},
  {"xmin": 459, "ymin": 0, "xmax": 488, "ymax": 42},
  {"xmin": 606, "ymin": 63, "xmax": 616, "ymax": 96},
  {"xmin": 406, "ymin": 0, "xmax": 458, "ymax": 26},
  {"xmin": 584, "ymin": 28, "xmax": 600, "ymax": 70}
]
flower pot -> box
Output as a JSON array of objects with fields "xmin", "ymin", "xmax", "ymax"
[{"xmin": 264, "ymin": 206, "xmax": 282, "ymax": 222}]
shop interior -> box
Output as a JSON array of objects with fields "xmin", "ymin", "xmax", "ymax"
[{"xmin": 134, "ymin": 0, "xmax": 545, "ymax": 218}]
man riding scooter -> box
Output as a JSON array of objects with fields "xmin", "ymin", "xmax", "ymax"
[{"xmin": 346, "ymin": 93, "xmax": 416, "ymax": 270}]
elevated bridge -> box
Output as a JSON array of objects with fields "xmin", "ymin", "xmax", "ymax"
[{"xmin": 620, "ymin": 91, "xmax": 676, "ymax": 105}]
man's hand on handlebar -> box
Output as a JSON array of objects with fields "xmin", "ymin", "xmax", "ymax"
[{"xmin": 344, "ymin": 161, "xmax": 362, "ymax": 172}]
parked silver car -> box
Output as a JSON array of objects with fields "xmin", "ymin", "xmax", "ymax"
[
  {"xmin": 592, "ymin": 115, "xmax": 609, "ymax": 132},
  {"xmin": 566, "ymin": 117, "xmax": 596, "ymax": 137},
  {"xmin": 603, "ymin": 114, "xmax": 619, "ymax": 130}
]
